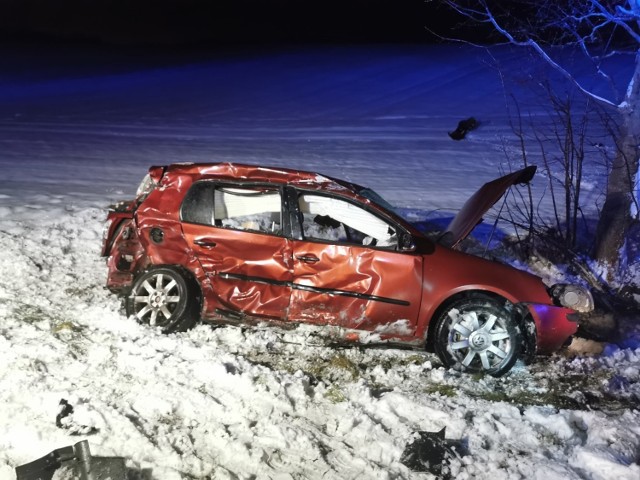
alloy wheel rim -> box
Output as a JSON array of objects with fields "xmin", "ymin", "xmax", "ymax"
[
  {"xmin": 447, "ymin": 308, "xmax": 512, "ymax": 371},
  {"xmin": 133, "ymin": 273, "xmax": 181, "ymax": 326}
]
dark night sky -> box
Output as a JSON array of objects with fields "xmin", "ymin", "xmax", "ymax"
[{"xmin": 0, "ymin": 0, "xmax": 471, "ymax": 46}]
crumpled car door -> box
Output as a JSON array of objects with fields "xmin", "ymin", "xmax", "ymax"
[
  {"xmin": 288, "ymin": 192, "xmax": 423, "ymax": 337},
  {"xmin": 181, "ymin": 183, "xmax": 292, "ymax": 320}
]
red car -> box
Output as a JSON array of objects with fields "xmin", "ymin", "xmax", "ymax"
[{"xmin": 102, "ymin": 163, "xmax": 593, "ymax": 376}]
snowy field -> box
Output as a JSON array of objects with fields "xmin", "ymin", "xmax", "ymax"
[{"xmin": 0, "ymin": 44, "xmax": 639, "ymax": 479}]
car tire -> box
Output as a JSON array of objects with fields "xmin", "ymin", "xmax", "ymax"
[
  {"xmin": 126, "ymin": 267, "xmax": 199, "ymax": 333},
  {"xmin": 434, "ymin": 294, "xmax": 521, "ymax": 377}
]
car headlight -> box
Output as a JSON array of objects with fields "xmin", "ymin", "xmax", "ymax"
[{"xmin": 549, "ymin": 284, "xmax": 594, "ymax": 313}]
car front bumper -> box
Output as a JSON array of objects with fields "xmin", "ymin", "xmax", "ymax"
[{"xmin": 526, "ymin": 303, "xmax": 578, "ymax": 354}]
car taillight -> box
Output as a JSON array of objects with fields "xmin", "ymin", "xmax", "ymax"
[
  {"xmin": 135, "ymin": 166, "xmax": 165, "ymax": 201},
  {"xmin": 102, "ymin": 219, "xmax": 113, "ymax": 241},
  {"xmin": 136, "ymin": 173, "xmax": 156, "ymax": 199}
]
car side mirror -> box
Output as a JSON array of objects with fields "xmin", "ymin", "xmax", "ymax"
[{"xmin": 399, "ymin": 233, "xmax": 415, "ymax": 252}]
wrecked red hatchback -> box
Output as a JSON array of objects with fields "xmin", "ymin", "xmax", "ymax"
[{"xmin": 102, "ymin": 163, "xmax": 593, "ymax": 376}]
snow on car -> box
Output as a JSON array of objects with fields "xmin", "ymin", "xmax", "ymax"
[{"xmin": 102, "ymin": 162, "xmax": 594, "ymax": 376}]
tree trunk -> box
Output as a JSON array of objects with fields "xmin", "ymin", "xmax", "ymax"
[
  {"xmin": 594, "ymin": 51, "xmax": 640, "ymax": 276},
  {"xmin": 595, "ymin": 123, "xmax": 640, "ymax": 274}
]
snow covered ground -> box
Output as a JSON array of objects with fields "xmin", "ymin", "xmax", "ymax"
[{"xmin": 0, "ymin": 43, "xmax": 639, "ymax": 479}]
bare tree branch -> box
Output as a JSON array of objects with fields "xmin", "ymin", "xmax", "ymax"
[{"xmin": 442, "ymin": 0, "xmax": 640, "ymax": 275}]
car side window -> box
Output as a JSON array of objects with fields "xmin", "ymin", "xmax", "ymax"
[
  {"xmin": 182, "ymin": 182, "xmax": 215, "ymax": 225},
  {"xmin": 182, "ymin": 183, "xmax": 282, "ymax": 235},
  {"xmin": 298, "ymin": 194, "xmax": 398, "ymax": 249}
]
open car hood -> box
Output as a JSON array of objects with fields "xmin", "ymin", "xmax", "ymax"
[{"xmin": 440, "ymin": 165, "xmax": 536, "ymax": 249}]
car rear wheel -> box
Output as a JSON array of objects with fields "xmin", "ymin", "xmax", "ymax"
[
  {"xmin": 434, "ymin": 294, "xmax": 521, "ymax": 377},
  {"xmin": 127, "ymin": 267, "xmax": 199, "ymax": 333}
]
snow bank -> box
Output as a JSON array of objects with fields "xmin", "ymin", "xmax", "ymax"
[{"xmin": 0, "ymin": 206, "xmax": 638, "ymax": 479}]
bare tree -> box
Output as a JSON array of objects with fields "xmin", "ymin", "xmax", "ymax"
[
  {"xmin": 501, "ymin": 84, "xmax": 595, "ymax": 251},
  {"xmin": 442, "ymin": 0, "xmax": 640, "ymax": 276}
]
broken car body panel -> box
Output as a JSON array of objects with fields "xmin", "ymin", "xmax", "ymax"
[
  {"xmin": 103, "ymin": 162, "xmax": 585, "ymax": 365},
  {"xmin": 183, "ymin": 223, "xmax": 293, "ymax": 320},
  {"xmin": 288, "ymin": 239, "xmax": 423, "ymax": 332}
]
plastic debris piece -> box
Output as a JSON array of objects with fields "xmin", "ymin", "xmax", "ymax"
[
  {"xmin": 400, "ymin": 427, "xmax": 457, "ymax": 476},
  {"xmin": 448, "ymin": 117, "xmax": 478, "ymax": 140},
  {"xmin": 16, "ymin": 440, "xmax": 126, "ymax": 480}
]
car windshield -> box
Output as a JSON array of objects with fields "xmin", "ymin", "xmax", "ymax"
[{"xmin": 359, "ymin": 188, "xmax": 397, "ymax": 214}]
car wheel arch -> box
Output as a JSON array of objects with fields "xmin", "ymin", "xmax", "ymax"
[{"xmin": 424, "ymin": 289, "xmax": 533, "ymax": 351}]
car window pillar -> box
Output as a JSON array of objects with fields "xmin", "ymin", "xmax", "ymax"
[{"xmin": 283, "ymin": 186, "xmax": 303, "ymax": 240}]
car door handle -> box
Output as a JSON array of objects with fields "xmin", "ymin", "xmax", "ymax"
[
  {"xmin": 296, "ymin": 254, "xmax": 319, "ymax": 264},
  {"xmin": 194, "ymin": 239, "xmax": 217, "ymax": 248}
]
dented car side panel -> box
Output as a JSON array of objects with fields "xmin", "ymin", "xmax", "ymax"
[
  {"xmin": 105, "ymin": 172, "xmax": 206, "ymax": 292},
  {"xmin": 133, "ymin": 174, "xmax": 207, "ymax": 286},
  {"xmin": 288, "ymin": 240, "xmax": 423, "ymax": 334},
  {"xmin": 181, "ymin": 223, "xmax": 293, "ymax": 320}
]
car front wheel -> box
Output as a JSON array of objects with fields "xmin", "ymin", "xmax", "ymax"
[
  {"xmin": 434, "ymin": 294, "xmax": 521, "ymax": 377},
  {"xmin": 127, "ymin": 267, "xmax": 199, "ymax": 333}
]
